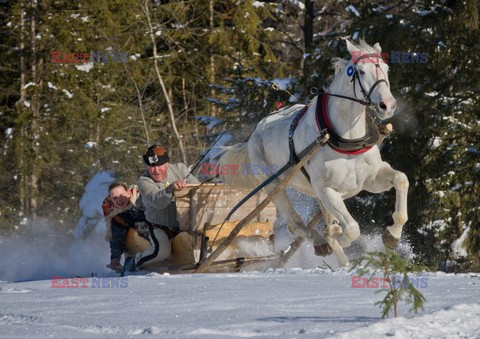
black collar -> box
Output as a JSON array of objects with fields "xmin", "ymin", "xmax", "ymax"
[{"xmin": 315, "ymin": 92, "xmax": 380, "ymax": 154}]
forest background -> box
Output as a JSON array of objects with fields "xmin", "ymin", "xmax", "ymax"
[{"xmin": 0, "ymin": 0, "xmax": 479, "ymax": 270}]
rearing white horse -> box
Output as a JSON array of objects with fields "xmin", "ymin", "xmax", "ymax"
[{"xmin": 217, "ymin": 40, "xmax": 408, "ymax": 266}]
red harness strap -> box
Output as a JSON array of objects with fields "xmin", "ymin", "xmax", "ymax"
[{"xmin": 315, "ymin": 93, "xmax": 374, "ymax": 155}]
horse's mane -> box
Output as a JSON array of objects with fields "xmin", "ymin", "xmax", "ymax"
[{"xmin": 333, "ymin": 58, "xmax": 349, "ymax": 75}]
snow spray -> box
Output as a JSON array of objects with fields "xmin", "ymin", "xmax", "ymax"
[{"xmin": 0, "ymin": 219, "xmax": 111, "ymax": 282}]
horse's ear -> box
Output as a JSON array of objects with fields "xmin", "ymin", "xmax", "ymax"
[
  {"xmin": 373, "ymin": 42, "xmax": 382, "ymax": 53},
  {"xmin": 346, "ymin": 40, "xmax": 360, "ymax": 55}
]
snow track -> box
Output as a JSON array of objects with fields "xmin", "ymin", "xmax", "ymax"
[{"xmin": 1, "ymin": 270, "xmax": 479, "ymax": 337}]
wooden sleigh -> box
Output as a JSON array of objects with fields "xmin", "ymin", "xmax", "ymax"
[
  {"xmin": 123, "ymin": 183, "xmax": 278, "ymax": 273},
  {"xmin": 127, "ymin": 133, "xmax": 330, "ymax": 273},
  {"xmin": 123, "ymin": 133, "xmax": 331, "ymax": 274}
]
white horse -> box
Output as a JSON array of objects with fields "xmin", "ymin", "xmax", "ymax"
[{"xmin": 217, "ymin": 40, "xmax": 408, "ymax": 266}]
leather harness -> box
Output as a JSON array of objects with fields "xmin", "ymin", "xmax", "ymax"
[{"xmin": 287, "ymin": 52, "xmax": 388, "ymax": 181}]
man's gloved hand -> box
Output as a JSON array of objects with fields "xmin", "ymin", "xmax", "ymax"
[{"xmin": 172, "ymin": 179, "xmax": 187, "ymax": 190}]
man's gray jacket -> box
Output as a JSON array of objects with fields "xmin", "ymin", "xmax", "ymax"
[{"xmin": 137, "ymin": 163, "xmax": 199, "ymax": 228}]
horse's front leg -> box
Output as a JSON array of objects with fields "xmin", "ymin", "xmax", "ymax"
[
  {"xmin": 365, "ymin": 163, "xmax": 409, "ymax": 249},
  {"xmin": 266, "ymin": 185, "xmax": 331, "ymax": 252},
  {"xmin": 314, "ymin": 187, "xmax": 361, "ymax": 266},
  {"xmin": 317, "ymin": 187, "xmax": 361, "ymax": 246},
  {"xmin": 312, "ymin": 203, "xmax": 337, "ymax": 257}
]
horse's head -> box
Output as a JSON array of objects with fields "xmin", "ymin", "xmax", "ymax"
[{"xmin": 345, "ymin": 40, "xmax": 396, "ymax": 120}]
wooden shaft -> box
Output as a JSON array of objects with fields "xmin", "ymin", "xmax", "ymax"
[
  {"xmin": 195, "ymin": 134, "xmax": 330, "ymax": 273},
  {"xmin": 278, "ymin": 208, "xmax": 324, "ymax": 265},
  {"xmin": 377, "ymin": 123, "xmax": 393, "ymax": 145}
]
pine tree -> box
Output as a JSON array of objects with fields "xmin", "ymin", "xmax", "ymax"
[{"xmin": 351, "ymin": 249, "xmax": 427, "ymax": 318}]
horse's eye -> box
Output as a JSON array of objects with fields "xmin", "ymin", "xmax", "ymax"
[{"xmin": 359, "ymin": 70, "xmax": 365, "ymax": 75}]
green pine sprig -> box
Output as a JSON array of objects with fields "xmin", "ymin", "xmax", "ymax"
[{"xmin": 350, "ymin": 249, "xmax": 426, "ymax": 318}]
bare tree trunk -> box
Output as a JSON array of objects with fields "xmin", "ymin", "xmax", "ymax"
[
  {"xmin": 303, "ymin": 0, "xmax": 314, "ymax": 80},
  {"xmin": 209, "ymin": 0, "xmax": 217, "ymax": 117},
  {"xmin": 304, "ymin": 0, "xmax": 314, "ymax": 54},
  {"xmin": 95, "ymin": 124, "xmax": 100, "ymax": 144},
  {"xmin": 18, "ymin": 0, "xmax": 26, "ymax": 212},
  {"xmin": 123, "ymin": 64, "xmax": 151, "ymax": 146},
  {"xmin": 136, "ymin": 82, "xmax": 151, "ymax": 146},
  {"xmin": 143, "ymin": 0, "xmax": 187, "ymax": 163},
  {"xmin": 466, "ymin": 0, "xmax": 479, "ymax": 30},
  {"xmin": 30, "ymin": 0, "xmax": 39, "ymax": 218},
  {"xmin": 182, "ymin": 77, "xmax": 188, "ymax": 128},
  {"xmin": 192, "ymin": 85, "xmax": 202, "ymax": 148}
]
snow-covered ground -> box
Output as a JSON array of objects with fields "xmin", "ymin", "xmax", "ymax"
[
  {"xmin": 1, "ymin": 178, "xmax": 479, "ymax": 337},
  {"xmin": 1, "ymin": 222, "xmax": 479, "ymax": 338},
  {"xmin": 1, "ymin": 269, "xmax": 479, "ymax": 337},
  {"xmin": 1, "ymin": 220, "xmax": 479, "ymax": 337}
]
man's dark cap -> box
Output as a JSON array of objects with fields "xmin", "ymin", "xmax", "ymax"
[{"xmin": 143, "ymin": 145, "xmax": 169, "ymax": 166}]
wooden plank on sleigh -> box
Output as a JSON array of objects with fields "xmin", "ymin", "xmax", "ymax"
[
  {"xmin": 203, "ymin": 220, "xmax": 274, "ymax": 242},
  {"xmin": 175, "ymin": 184, "xmax": 277, "ymax": 231}
]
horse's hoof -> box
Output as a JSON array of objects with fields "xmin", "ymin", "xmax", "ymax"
[
  {"xmin": 382, "ymin": 230, "xmax": 399, "ymax": 249},
  {"xmin": 324, "ymin": 223, "xmax": 342, "ymax": 237},
  {"xmin": 314, "ymin": 243, "xmax": 332, "ymax": 256}
]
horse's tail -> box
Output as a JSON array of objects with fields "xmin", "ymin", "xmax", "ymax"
[{"xmin": 217, "ymin": 143, "xmax": 258, "ymax": 189}]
